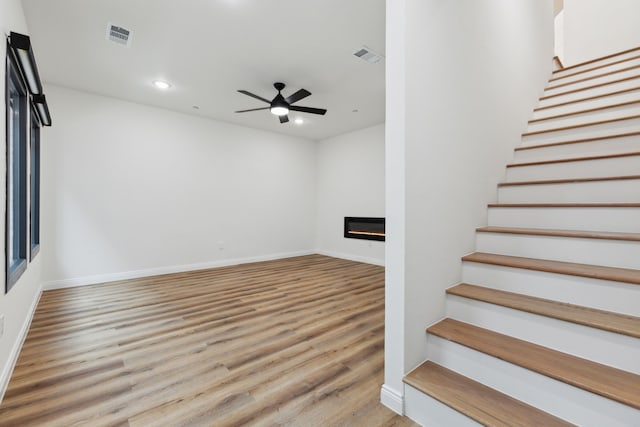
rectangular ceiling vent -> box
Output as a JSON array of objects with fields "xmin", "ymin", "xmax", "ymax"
[
  {"xmin": 106, "ymin": 23, "xmax": 132, "ymax": 47},
  {"xmin": 353, "ymin": 46, "xmax": 383, "ymax": 64}
]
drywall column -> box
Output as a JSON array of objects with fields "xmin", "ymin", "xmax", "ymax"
[
  {"xmin": 383, "ymin": 0, "xmax": 553, "ymax": 414},
  {"xmin": 555, "ymin": 10, "xmax": 565, "ymax": 62},
  {"xmin": 563, "ymin": 0, "xmax": 640, "ymax": 66},
  {"xmin": 381, "ymin": 0, "xmax": 407, "ymax": 412}
]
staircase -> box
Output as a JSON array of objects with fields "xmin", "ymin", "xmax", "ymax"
[{"xmin": 403, "ymin": 47, "xmax": 640, "ymax": 426}]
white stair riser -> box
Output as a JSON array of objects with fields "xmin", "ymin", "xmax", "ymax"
[
  {"xmin": 513, "ymin": 135, "xmax": 640, "ymax": 162},
  {"xmin": 446, "ymin": 296, "xmax": 640, "ymax": 374},
  {"xmin": 475, "ymin": 232, "xmax": 640, "ymax": 270},
  {"xmin": 427, "ymin": 336, "xmax": 639, "ymax": 427},
  {"xmin": 544, "ymin": 69, "xmax": 640, "ymax": 97},
  {"xmin": 549, "ymin": 56, "xmax": 640, "ymax": 86},
  {"xmin": 553, "ymin": 50, "xmax": 640, "ymax": 78},
  {"xmin": 487, "ymin": 206, "xmax": 640, "ymax": 234},
  {"xmin": 498, "ymin": 179, "xmax": 640, "ymax": 203},
  {"xmin": 521, "ymin": 118, "xmax": 640, "ymax": 146},
  {"xmin": 462, "ymin": 262, "xmax": 640, "ymax": 316},
  {"xmin": 507, "ymin": 156, "xmax": 640, "ymax": 181},
  {"xmin": 404, "ymin": 385, "xmax": 481, "ymax": 427},
  {"xmin": 537, "ymin": 77, "xmax": 640, "ymax": 109},
  {"xmin": 526, "ymin": 104, "xmax": 640, "ymax": 133},
  {"xmin": 531, "ymin": 88, "xmax": 640, "ymax": 120}
]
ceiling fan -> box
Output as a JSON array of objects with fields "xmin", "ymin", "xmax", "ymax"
[{"xmin": 235, "ymin": 82, "xmax": 327, "ymax": 124}]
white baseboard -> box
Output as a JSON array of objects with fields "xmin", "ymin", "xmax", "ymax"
[
  {"xmin": 380, "ymin": 384, "xmax": 404, "ymax": 415},
  {"xmin": 42, "ymin": 250, "xmax": 315, "ymax": 290},
  {"xmin": 0, "ymin": 284, "xmax": 42, "ymax": 404},
  {"xmin": 315, "ymin": 249, "xmax": 385, "ymax": 267}
]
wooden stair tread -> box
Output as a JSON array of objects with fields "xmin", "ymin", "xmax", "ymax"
[
  {"xmin": 553, "ymin": 56, "xmax": 564, "ymax": 71},
  {"xmin": 540, "ymin": 74, "xmax": 640, "ymax": 101},
  {"xmin": 522, "ymin": 115, "xmax": 640, "ymax": 137},
  {"xmin": 447, "ymin": 283, "xmax": 640, "ymax": 338},
  {"xmin": 545, "ymin": 64, "xmax": 640, "ymax": 92},
  {"xmin": 498, "ymin": 174, "xmax": 640, "ymax": 187},
  {"xmin": 552, "ymin": 46, "xmax": 640, "ymax": 75},
  {"xmin": 403, "ymin": 361, "xmax": 575, "ymax": 427},
  {"xmin": 462, "ymin": 252, "xmax": 640, "ymax": 285},
  {"xmin": 427, "ymin": 319, "xmax": 640, "ymax": 408},
  {"xmin": 534, "ymin": 87, "xmax": 640, "ymax": 112},
  {"xmin": 550, "ymin": 54, "xmax": 640, "ymax": 82},
  {"xmin": 529, "ymin": 100, "xmax": 640, "ymax": 124},
  {"xmin": 488, "ymin": 203, "xmax": 640, "ymax": 207},
  {"xmin": 476, "ymin": 226, "xmax": 640, "ymax": 242},
  {"xmin": 507, "ymin": 151, "xmax": 640, "ymax": 168},
  {"xmin": 515, "ymin": 131, "xmax": 640, "ymax": 152}
]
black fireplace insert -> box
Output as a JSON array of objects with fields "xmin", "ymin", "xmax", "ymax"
[{"xmin": 344, "ymin": 217, "xmax": 385, "ymax": 241}]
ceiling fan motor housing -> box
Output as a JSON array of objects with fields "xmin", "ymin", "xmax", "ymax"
[{"xmin": 270, "ymin": 95, "xmax": 289, "ymax": 113}]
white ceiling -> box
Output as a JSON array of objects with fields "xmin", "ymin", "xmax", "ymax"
[{"xmin": 21, "ymin": 0, "xmax": 386, "ymax": 140}]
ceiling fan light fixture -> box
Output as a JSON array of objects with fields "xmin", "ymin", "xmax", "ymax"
[
  {"xmin": 270, "ymin": 106, "xmax": 289, "ymax": 116},
  {"xmin": 270, "ymin": 92, "xmax": 289, "ymax": 116}
]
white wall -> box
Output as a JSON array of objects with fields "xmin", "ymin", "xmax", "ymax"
[
  {"xmin": 383, "ymin": 0, "xmax": 553, "ymax": 412},
  {"xmin": 563, "ymin": 0, "xmax": 640, "ymax": 66},
  {"xmin": 41, "ymin": 85, "xmax": 317, "ymax": 286},
  {"xmin": 555, "ymin": 10, "xmax": 565, "ymax": 62},
  {"xmin": 316, "ymin": 124, "xmax": 385, "ymax": 266},
  {"xmin": 0, "ymin": 0, "xmax": 45, "ymax": 402}
]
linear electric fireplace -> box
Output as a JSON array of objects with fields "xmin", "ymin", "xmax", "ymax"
[{"xmin": 344, "ymin": 217, "xmax": 385, "ymax": 241}]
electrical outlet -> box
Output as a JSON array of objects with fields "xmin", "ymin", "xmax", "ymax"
[{"xmin": 0, "ymin": 314, "xmax": 4, "ymax": 339}]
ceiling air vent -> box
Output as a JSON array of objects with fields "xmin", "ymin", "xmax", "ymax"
[
  {"xmin": 353, "ymin": 46, "xmax": 383, "ymax": 63},
  {"xmin": 106, "ymin": 23, "xmax": 132, "ymax": 47}
]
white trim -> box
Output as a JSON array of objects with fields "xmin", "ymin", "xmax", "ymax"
[
  {"xmin": 42, "ymin": 250, "xmax": 315, "ymax": 290},
  {"xmin": 314, "ymin": 249, "xmax": 385, "ymax": 267},
  {"xmin": 0, "ymin": 284, "xmax": 42, "ymax": 404},
  {"xmin": 380, "ymin": 384, "xmax": 404, "ymax": 415}
]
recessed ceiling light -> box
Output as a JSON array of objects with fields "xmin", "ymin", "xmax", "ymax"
[
  {"xmin": 152, "ymin": 80, "xmax": 171, "ymax": 90},
  {"xmin": 294, "ymin": 118, "xmax": 304, "ymax": 125}
]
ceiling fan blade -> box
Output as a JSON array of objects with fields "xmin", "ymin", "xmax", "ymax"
[
  {"xmin": 289, "ymin": 105, "xmax": 327, "ymax": 115},
  {"xmin": 279, "ymin": 114, "xmax": 289, "ymax": 124},
  {"xmin": 235, "ymin": 107, "xmax": 270, "ymax": 113},
  {"xmin": 238, "ymin": 90, "xmax": 271, "ymax": 104},
  {"xmin": 285, "ymin": 89, "xmax": 311, "ymax": 105}
]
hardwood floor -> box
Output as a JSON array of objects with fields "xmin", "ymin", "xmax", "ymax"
[{"xmin": 0, "ymin": 255, "xmax": 415, "ymax": 427}]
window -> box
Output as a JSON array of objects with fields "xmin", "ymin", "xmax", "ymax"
[
  {"xmin": 30, "ymin": 108, "xmax": 41, "ymax": 258},
  {"xmin": 6, "ymin": 47, "xmax": 28, "ymax": 292}
]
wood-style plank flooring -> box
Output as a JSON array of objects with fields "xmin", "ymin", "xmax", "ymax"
[{"xmin": 0, "ymin": 255, "xmax": 416, "ymax": 427}]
